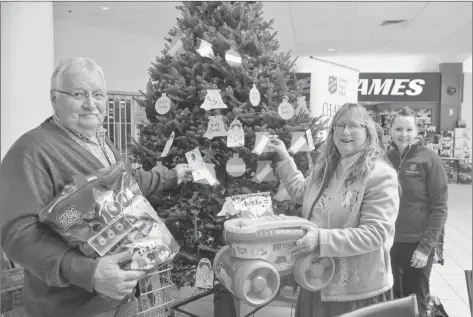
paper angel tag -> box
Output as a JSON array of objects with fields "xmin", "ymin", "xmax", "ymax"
[
  {"xmin": 195, "ymin": 258, "xmax": 214, "ymax": 289},
  {"xmin": 227, "ymin": 118, "xmax": 244, "ymax": 147},
  {"xmin": 288, "ymin": 131, "xmax": 310, "ymax": 154},
  {"xmin": 195, "ymin": 163, "xmax": 219, "ymax": 186},
  {"xmin": 185, "ymin": 148, "xmax": 207, "ymax": 181},
  {"xmin": 273, "ymin": 182, "xmax": 292, "ymax": 202},
  {"xmin": 306, "ymin": 129, "xmax": 315, "ymax": 151},
  {"xmin": 226, "ymin": 153, "xmax": 246, "ymax": 177},
  {"xmin": 196, "ymin": 39, "xmax": 214, "ymax": 59},
  {"xmin": 278, "ymin": 97, "xmax": 295, "ymax": 120},
  {"xmin": 161, "ymin": 131, "xmax": 175, "ymax": 158},
  {"xmin": 249, "ymin": 84, "xmax": 261, "ymax": 107},
  {"xmin": 204, "ymin": 115, "xmax": 228, "ymax": 139},
  {"xmin": 252, "ymin": 132, "xmax": 276, "ymax": 154},
  {"xmin": 252, "ymin": 161, "xmax": 277, "ymax": 183},
  {"xmin": 166, "ymin": 37, "xmax": 185, "ymax": 57},
  {"xmin": 155, "ymin": 93, "xmax": 172, "ymax": 115},
  {"xmin": 295, "ymin": 96, "xmax": 309, "ymax": 115},
  {"xmin": 306, "ymin": 152, "xmax": 314, "ymax": 169},
  {"xmin": 201, "ymin": 90, "xmax": 227, "ymax": 110}
]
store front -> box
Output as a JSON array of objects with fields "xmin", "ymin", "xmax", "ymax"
[
  {"xmin": 358, "ymin": 72, "xmax": 471, "ymax": 184},
  {"xmin": 358, "ymin": 72, "xmax": 442, "ymax": 146}
]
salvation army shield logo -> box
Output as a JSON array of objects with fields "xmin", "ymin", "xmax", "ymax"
[{"xmin": 328, "ymin": 75, "xmax": 338, "ymax": 95}]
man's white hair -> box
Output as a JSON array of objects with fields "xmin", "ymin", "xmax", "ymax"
[{"xmin": 50, "ymin": 57, "xmax": 107, "ymax": 91}]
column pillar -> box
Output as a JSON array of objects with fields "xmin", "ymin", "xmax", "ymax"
[
  {"xmin": 439, "ymin": 63, "xmax": 463, "ymax": 131},
  {"xmin": 1, "ymin": 2, "xmax": 55, "ymax": 159}
]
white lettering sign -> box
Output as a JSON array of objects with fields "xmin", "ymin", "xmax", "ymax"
[{"xmin": 358, "ymin": 79, "xmax": 425, "ymax": 96}]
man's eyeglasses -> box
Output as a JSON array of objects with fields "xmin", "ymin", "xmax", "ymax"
[
  {"xmin": 52, "ymin": 89, "xmax": 106, "ymax": 101},
  {"xmin": 332, "ymin": 123, "xmax": 364, "ymax": 131}
]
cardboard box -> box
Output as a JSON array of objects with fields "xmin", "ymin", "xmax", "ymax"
[
  {"xmin": 455, "ymin": 128, "xmax": 470, "ymax": 139},
  {"xmin": 458, "ymin": 173, "xmax": 472, "ymax": 184},
  {"xmin": 459, "ymin": 163, "xmax": 472, "ymax": 174}
]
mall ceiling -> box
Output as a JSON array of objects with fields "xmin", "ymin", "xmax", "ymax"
[{"xmin": 54, "ymin": 1, "xmax": 472, "ymax": 61}]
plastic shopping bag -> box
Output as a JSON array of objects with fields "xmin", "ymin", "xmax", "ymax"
[{"xmin": 39, "ymin": 161, "xmax": 179, "ymax": 270}]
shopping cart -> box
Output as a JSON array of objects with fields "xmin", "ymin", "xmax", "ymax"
[
  {"xmin": 137, "ymin": 263, "xmax": 174, "ymax": 317},
  {"xmin": 1, "ymin": 267, "xmax": 26, "ymax": 317},
  {"xmin": 1, "ymin": 254, "xmax": 174, "ymax": 317}
]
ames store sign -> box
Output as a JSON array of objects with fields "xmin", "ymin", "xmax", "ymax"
[{"xmin": 358, "ymin": 73, "xmax": 441, "ymax": 103}]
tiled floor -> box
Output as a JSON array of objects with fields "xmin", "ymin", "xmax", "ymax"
[{"xmin": 169, "ymin": 184, "xmax": 472, "ymax": 317}]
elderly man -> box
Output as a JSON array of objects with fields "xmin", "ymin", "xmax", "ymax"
[{"xmin": 0, "ymin": 57, "xmax": 192, "ymax": 317}]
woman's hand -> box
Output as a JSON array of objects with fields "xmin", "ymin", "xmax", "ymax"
[
  {"xmin": 267, "ymin": 138, "xmax": 291, "ymax": 161},
  {"xmin": 296, "ymin": 224, "xmax": 319, "ymax": 253},
  {"xmin": 174, "ymin": 164, "xmax": 193, "ymax": 184},
  {"xmin": 411, "ymin": 250, "xmax": 429, "ymax": 268}
]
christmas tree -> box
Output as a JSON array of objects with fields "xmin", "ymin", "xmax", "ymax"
[{"xmin": 131, "ymin": 1, "xmax": 327, "ymax": 288}]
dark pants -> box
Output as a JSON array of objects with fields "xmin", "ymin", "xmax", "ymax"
[{"xmin": 390, "ymin": 242, "xmax": 434, "ymax": 317}]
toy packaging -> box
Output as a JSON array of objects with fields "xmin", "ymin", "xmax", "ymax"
[
  {"xmin": 39, "ymin": 161, "xmax": 179, "ymax": 271},
  {"xmin": 217, "ymin": 192, "xmax": 274, "ymax": 219}
]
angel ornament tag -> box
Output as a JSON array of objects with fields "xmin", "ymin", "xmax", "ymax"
[
  {"xmin": 227, "ymin": 118, "xmax": 244, "ymax": 147},
  {"xmin": 155, "ymin": 93, "xmax": 172, "ymax": 115},
  {"xmin": 185, "ymin": 148, "xmax": 207, "ymax": 181},
  {"xmin": 288, "ymin": 131, "xmax": 309, "ymax": 154},
  {"xmin": 295, "ymin": 96, "xmax": 309, "ymax": 115},
  {"xmin": 252, "ymin": 132, "xmax": 276, "ymax": 155},
  {"xmin": 161, "ymin": 131, "xmax": 175, "ymax": 158},
  {"xmin": 306, "ymin": 129, "xmax": 315, "ymax": 151},
  {"xmin": 252, "ymin": 161, "xmax": 277, "ymax": 183},
  {"xmin": 204, "ymin": 115, "xmax": 228, "ymax": 139},
  {"xmin": 226, "ymin": 153, "xmax": 246, "ymax": 177},
  {"xmin": 278, "ymin": 96, "xmax": 294, "ymax": 120},
  {"xmin": 249, "ymin": 84, "xmax": 261, "ymax": 106},
  {"xmin": 201, "ymin": 90, "xmax": 227, "ymax": 110}
]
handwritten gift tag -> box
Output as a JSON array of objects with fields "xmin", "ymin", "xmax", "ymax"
[
  {"xmin": 155, "ymin": 93, "xmax": 172, "ymax": 115},
  {"xmin": 295, "ymin": 96, "xmax": 309, "ymax": 115},
  {"xmin": 227, "ymin": 118, "xmax": 244, "ymax": 148},
  {"xmin": 195, "ymin": 163, "xmax": 219, "ymax": 186},
  {"xmin": 307, "ymin": 152, "xmax": 314, "ymax": 169},
  {"xmin": 249, "ymin": 84, "xmax": 261, "ymax": 107},
  {"xmin": 160, "ymin": 131, "xmax": 175, "ymax": 158},
  {"xmin": 166, "ymin": 37, "xmax": 185, "ymax": 57},
  {"xmin": 252, "ymin": 132, "xmax": 276, "ymax": 154},
  {"xmin": 201, "ymin": 90, "xmax": 227, "ymax": 110},
  {"xmin": 306, "ymin": 129, "xmax": 315, "ymax": 151},
  {"xmin": 252, "ymin": 161, "xmax": 277, "ymax": 183},
  {"xmin": 288, "ymin": 132, "xmax": 309, "ymax": 154},
  {"xmin": 185, "ymin": 148, "xmax": 207, "ymax": 181},
  {"xmin": 278, "ymin": 97, "xmax": 295, "ymax": 120},
  {"xmin": 226, "ymin": 153, "xmax": 246, "ymax": 177},
  {"xmin": 203, "ymin": 115, "xmax": 228, "ymax": 139}
]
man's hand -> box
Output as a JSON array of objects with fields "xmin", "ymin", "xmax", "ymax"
[
  {"xmin": 411, "ymin": 250, "xmax": 429, "ymax": 268},
  {"xmin": 266, "ymin": 138, "xmax": 291, "ymax": 161},
  {"xmin": 296, "ymin": 225, "xmax": 319, "ymax": 253},
  {"xmin": 174, "ymin": 164, "xmax": 193, "ymax": 184},
  {"xmin": 93, "ymin": 250, "xmax": 146, "ymax": 300}
]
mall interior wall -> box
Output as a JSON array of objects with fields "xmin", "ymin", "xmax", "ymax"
[
  {"xmin": 1, "ymin": 2, "xmax": 54, "ymax": 160},
  {"xmin": 462, "ymin": 58, "xmax": 472, "ymax": 144},
  {"xmin": 54, "ymin": 20, "xmax": 166, "ymax": 93}
]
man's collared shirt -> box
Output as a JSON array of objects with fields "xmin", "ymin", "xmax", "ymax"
[{"xmin": 51, "ymin": 114, "xmax": 117, "ymax": 167}]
